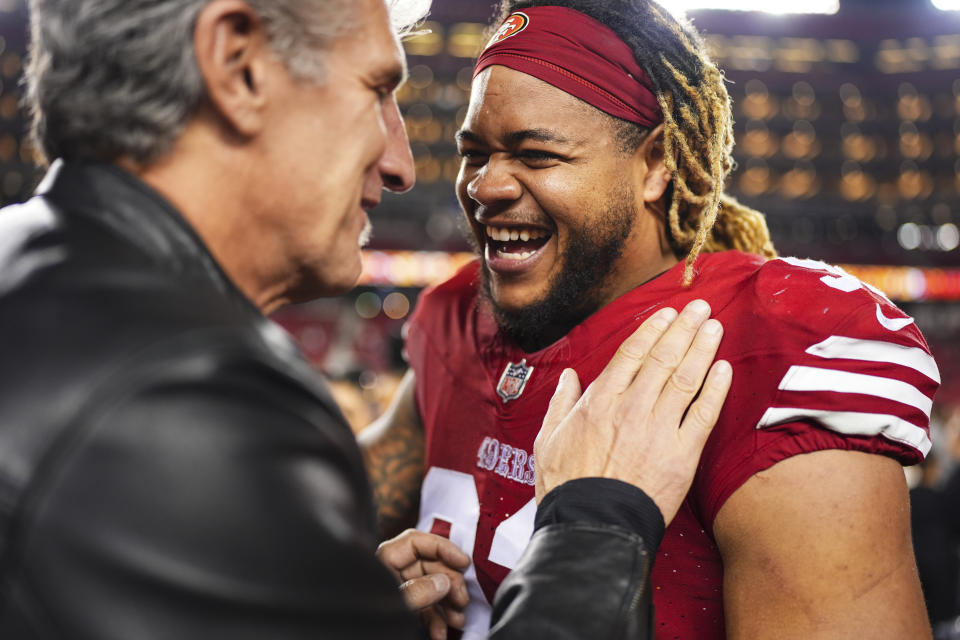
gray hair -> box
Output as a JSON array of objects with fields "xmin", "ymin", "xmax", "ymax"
[
  {"xmin": 24, "ymin": 0, "xmax": 430, "ymax": 166},
  {"xmin": 387, "ymin": 0, "xmax": 431, "ymax": 37}
]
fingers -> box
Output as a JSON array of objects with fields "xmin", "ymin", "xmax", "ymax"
[
  {"xmin": 379, "ymin": 532, "xmax": 471, "ymax": 640},
  {"xmin": 400, "ymin": 571, "xmax": 467, "ymax": 640},
  {"xmin": 433, "ymin": 537, "xmax": 471, "ymax": 571},
  {"xmin": 424, "ymin": 609, "xmax": 448, "ymax": 640},
  {"xmin": 421, "ymin": 603, "xmax": 467, "ymax": 640},
  {"xmin": 399, "ymin": 559, "xmax": 469, "ymax": 608},
  {"xmin": 425, "ymin": 603, "xmax": 466, "ymax": 632},
  {"xmin": 377, "ymin": 529, "xmax": 470, "ymax": 577},
  {"xmin": 650, "ymin": 316, "xmax": 724, "ymax": 419},
  {"xmin": 421, "ymin": 595, "xmax": 466, "ymax": 638},
  {"xmin": 536, "ymin": 368, "xmax": 581, "ymax": 451},
  {"xmin": 399, "ymin": 573, "xmax": 451, "ymax": 611},
  {"xmin": 679, "ymin": 359, "xmax": 733, "ymax": 452},
  {"xmin": 592, "ymin": 306, "xmax": 679, "ymax": 394},
  {"xmin": 443, "ymin": 607, "xmax": 466, "ymax": 630},
  {"xmin": 625, "ymin": 300, "xmax": 712, "ymax": 403},
  {"xmin": 400, "ymin": 574, "xmax": 466, "ymax": 639}
]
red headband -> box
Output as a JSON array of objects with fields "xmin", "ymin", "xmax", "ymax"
[{"xmin": 474, "ymin": 6, "xmax": 663, "ymax": 128}]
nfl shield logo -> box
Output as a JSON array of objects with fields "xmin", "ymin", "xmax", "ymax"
[{"xmin": 497, "ymin": 359, "xmax": 534, "ymax": 403}]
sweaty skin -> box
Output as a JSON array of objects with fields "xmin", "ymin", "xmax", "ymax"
[{"xmin": 716, "ymin": 451, "xmax": 929, "ymax": 639}]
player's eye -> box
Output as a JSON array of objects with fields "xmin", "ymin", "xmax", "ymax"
[
  {"xmin": 518, "ymin": 149, "xmax": 562, "ymax": 165},
  {"xmin": 458, "ymin": 148, "xmax": 488, "ymax": 166}
]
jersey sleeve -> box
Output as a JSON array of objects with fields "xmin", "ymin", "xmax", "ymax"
[{"xmin": 692, "ymin": 258, "xmax": 939, "ymax": 527}]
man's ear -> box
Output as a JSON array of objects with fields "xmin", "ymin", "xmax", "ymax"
[
  {"xmin": 192, "ymin": 0, "xmax": 273, "ymax": 138},
  {"xmin": 635, "ymin": 123, "xmax": 673, "ymax": 204}
]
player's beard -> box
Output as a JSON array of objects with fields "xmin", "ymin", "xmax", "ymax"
[{"xmin": 475, "ymin": 183, "xmax": 637, "ymax": 352}]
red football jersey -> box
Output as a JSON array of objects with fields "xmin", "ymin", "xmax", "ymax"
[{"xmin": 405, "ymin": 251, "xmax": 937, "ymax": 640}]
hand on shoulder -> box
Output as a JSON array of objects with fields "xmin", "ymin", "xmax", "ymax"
[{"xmin": 534, "ymin": 299, "xmax": 732, "ymax": 524}]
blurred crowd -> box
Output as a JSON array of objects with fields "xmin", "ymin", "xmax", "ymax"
[{"xmin": 912, "ymin": 404, "xmax": 960, "ymax": 638}]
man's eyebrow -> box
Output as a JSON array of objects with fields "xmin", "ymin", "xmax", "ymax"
[
  {"xmin": 455, "ymin": 129, "xmax": 482, "ymax": 145},
  {"xmin": 505, "ymin": 129, "xmax": 572, "ymax": 145},
  {"xmin": 455, "ymin": 128, "xmax": 574, "ymax": 145}
]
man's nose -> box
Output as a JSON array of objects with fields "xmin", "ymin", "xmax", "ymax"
[
  {"xmin": 379, "ymin": 96, "xmax": 415, "ymax": 193},
  {"xmin": 466, "ymin": 156, "xmax": 522, "ymax": 206}
]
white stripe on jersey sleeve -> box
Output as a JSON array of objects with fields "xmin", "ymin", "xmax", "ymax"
[
  {"xmin": 806, "ymin": 336, "xmax": 940, "ymax": 383},
  {"xmin": 755, "ymin": 407, "xmax": 932, "ymax": 456},
  {"xmin": 875, "ymin": 303, "xmax": 915, "ymax": 332},
  {"xmin": 779, "ymin": 366, "xmax": 933, "ymax": 416}
]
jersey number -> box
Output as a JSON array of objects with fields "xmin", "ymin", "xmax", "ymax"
[{"xmin": 417, "ymin": 467, "xmax": 536, "ymax": 638}]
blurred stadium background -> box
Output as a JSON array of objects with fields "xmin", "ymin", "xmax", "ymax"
[{"xmin": 0, "ymin": 1, "xmax": 957, "ymax": 444}]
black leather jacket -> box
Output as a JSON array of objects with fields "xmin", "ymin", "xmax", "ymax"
[{"xmin": 0, "ymin": 161, "xmax": 658, "ymax": 639}]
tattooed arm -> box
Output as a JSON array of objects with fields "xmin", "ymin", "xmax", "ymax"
[
  {"xmin": 358, "ymin": 370, "xmax": 426, "ymax": 541},
  {"xmin": 363, "ymin": 372, "xmax": 469, "ymax": 637}
]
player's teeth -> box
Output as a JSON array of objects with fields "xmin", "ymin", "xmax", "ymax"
[
  {"xmin": 497, "ymin": 248, "xmax": 535, "ymax": 260},
  {"xmin": 486, "ymin": 226, "xmax": 550, "ymax": 241}
]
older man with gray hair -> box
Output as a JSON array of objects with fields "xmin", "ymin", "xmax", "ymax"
[{"xmin": 0, "ymin": 1, "xmax": 731, "ymax": 638}]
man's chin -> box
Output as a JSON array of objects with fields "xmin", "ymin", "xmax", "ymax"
[
  {"xmin": 481, "ymin": 272, "xmax": 556, "ymax": 350},
  {"xmin": 290, "ymin": 257, "xmax": 364, "ymax": 303},
  {"xmin": 488, "ymin": 292, "xmax": 544, "ymax": 318},
  {"xmin": 480, "ymin": 257, "xmax": 609, "ymax": 351},
  {"xmin": 482, "ymin": 262, "xmax": 548, "ymax": 307}
]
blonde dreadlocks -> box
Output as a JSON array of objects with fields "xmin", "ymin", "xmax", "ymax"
[{"xmin": 494, "ymin": 0, "xmax": 778, "ymax": 284}]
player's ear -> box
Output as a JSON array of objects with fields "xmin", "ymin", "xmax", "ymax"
[
  {"xmin": 192, "ymin": 0, "xmax": 272, "ymax": 138},
  {"xmin": 635, "ymin": 123, "xmax": 672, "ymax": 204}
]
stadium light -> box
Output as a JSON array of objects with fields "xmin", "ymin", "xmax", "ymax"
[
  {"xmin": 660, "ymin": 0, "xmax": 839, "ymax": 14},
  {"xmin": 932, "ymin": 0, "xmax": 960, "ymax": 10}
]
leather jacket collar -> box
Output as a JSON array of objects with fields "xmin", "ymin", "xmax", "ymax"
[{"xmin": 36, "ymin": 159, "xmax": 238, "ymax": 302}]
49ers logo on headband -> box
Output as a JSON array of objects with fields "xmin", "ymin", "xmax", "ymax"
[{"xmin": 486, "ymin": 12, "xmax": 529, "ymax": 49}]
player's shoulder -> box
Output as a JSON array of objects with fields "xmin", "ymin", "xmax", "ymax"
[
  {"xmin": 744, "ymin": 255, "xmax": 915, "ymax": 333},
  {"xmin": 690, "ymin": 254, "xmax": 938, "ymax": 522},
  {"xmin": 754, "ymin": 256, "xmax": 887, "ymax": 302}
]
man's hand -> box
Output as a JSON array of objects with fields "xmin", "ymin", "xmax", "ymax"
[
  {"xmin": 534, "ymin": 299, "xmax": 732, "ymax": 524},
  {"xmin": 376, "ymin": 529, "xmax": 471, "ymax": 640}
]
